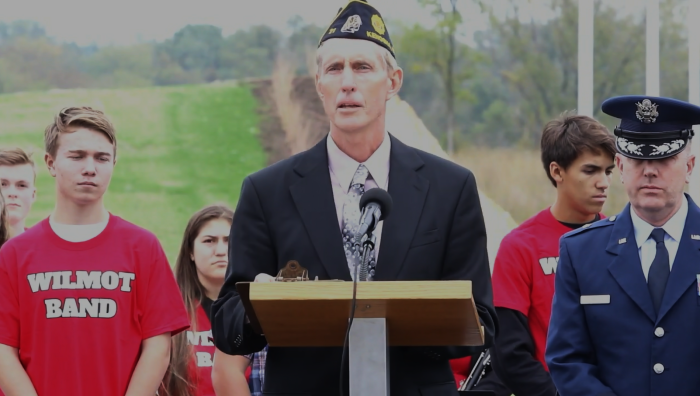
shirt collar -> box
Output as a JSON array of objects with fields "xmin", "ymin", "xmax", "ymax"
[
  {"xmin": 630, "ymin": 194, "xmax": 688, "ymax": 246},
  {"xmin": 326, "ymin": 131, "xmax": 391, "ymax": 191}
]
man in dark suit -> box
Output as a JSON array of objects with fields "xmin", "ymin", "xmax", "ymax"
[
  {"xmin": 210, "ymin": 1, "xmax": 496, "ymax": 395},
  {"xmin": 545, "ymin": 95, "xmax": 700, "ymax": 396}
]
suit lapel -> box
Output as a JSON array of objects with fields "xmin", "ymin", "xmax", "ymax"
[
  {"xmin": 606, "ymin": 204, "xmax": 656, "ymax": 322},
  {"xmin": 374, "ymin": 135, "xmax": 428, "ymax": 280},
  {"xmin": 657, "ymin": 194, "xmax": 700, "ymax": 322},
  {"xmin": 289, "ymin": 137, "xmax": 351, "ymax": 281}
]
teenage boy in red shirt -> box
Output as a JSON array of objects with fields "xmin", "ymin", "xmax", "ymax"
[
  {"xmin": 0, "ymin": 147, "xmax": 37, "ymax": 236},
  {"xmin": 490, "ymin": 112, "xmax": 617, "ymax": 396},
  {"xmin": 0, "ymin": 107, "xmax": 190, "ymax": 396}
]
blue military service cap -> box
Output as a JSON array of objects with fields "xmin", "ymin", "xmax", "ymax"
[
  {"xmin": 318, "ymin": 0, "xmax": 395, "ymax": 58},
  {"xmin": 601, "ymin": 95, "xmax": 700, "ymax": 160}
]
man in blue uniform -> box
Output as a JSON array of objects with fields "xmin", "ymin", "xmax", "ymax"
[{"xmin": 545, "ymin": 95, "xmax": 700, "ymax": 396}]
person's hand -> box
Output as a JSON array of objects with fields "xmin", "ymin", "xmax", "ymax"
[
  {"xmin": 245, "ymin": 274, "xmax": 275, "ymax": 325},
  {"xmin": 254, "ymin": 273, "xmax": 276, "ymax": 282}
]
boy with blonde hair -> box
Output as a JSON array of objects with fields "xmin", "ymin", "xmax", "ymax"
[{"xmin": 0, "ymin": 107, "xmax": 190, "ymax": 396}]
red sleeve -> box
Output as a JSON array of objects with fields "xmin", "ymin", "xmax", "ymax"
[
  {"xmin": 0, "ymin": 245, "xmax": 19, "ymax": 348},
  {"xmin": 491, "ymin": 233, "xmax": 533, "ymax": 316},
  {"xmin": 139, "ymin": 237, "xmax": 190, "ymax": 339},
  {"xmin": 245, "ymin": 364, "xmax": 252, "ymax": 382}
]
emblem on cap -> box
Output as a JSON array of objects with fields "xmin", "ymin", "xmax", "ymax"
[
  {"xmin": 635, "ymin": 99, "xmax": 659, "ymax": 123},
  {"xmin": 341, "ymin": 15, "xmax": 362, "ymax": 33},
  {"xmin": 650, "ymin": 139, "xmax": 685, "ymax": 156},
  {"xmin": 617, "ymin": 137, "xmax": 644, "ymax": 156},
  {"xmin": 371, "ymin": 14, "xmax": 385, "ymax": 35}
]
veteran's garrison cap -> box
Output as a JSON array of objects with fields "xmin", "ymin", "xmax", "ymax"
[{"xmin": 318, "ymin": 0, "xmax": 395, "ymax": 58}]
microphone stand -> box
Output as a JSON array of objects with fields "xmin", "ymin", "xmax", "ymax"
[
  {"xmin": 357, "ymin": 232, "xmax": 376, "ymax": 281},
  {"xmin": 340, "ymin": 228, "xmax": 377, "ymax": 396}
]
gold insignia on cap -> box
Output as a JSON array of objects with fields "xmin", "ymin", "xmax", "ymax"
[{"xmin": 371, "ymin": 14, "xmax": 385, "ymax": 35}]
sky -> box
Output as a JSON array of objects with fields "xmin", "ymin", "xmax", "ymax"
[
  {"xmin": 0, "ymin": 0, "xmax": 647, "ymax": 47},
  {"xmin": 0, "ymin": 0, "xmax": 440, "ymax": 46},
  {"xmin": 0, "ymin": 0, "xmax": 540, "ymax": 47}
]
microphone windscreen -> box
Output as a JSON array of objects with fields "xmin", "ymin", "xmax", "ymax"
[{"xmin": 359, "ymin": 188, "xmax": 393, "ymax": 220}]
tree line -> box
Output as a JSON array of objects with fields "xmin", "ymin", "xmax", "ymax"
[{"xmin": 0, "ymin": 0, "xmax": 691, "ymax": 150}]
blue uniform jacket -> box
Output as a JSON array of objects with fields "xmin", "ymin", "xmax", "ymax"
[{"xmin": 545, "ymin": 193, "xmax": 700, "ymax": 396}]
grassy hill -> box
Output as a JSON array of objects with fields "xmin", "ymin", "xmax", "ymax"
[{"xmin": 0, "ymin": 82, "xmax": 267, "ymax": 264}]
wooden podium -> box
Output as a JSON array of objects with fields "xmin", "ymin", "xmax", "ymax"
[{"xmin": 236, "ymin": 279, "xmax": 485, "ymax": 396}]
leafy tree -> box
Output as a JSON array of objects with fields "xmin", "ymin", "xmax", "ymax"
[
  {"xmin": 0, "ymin": 20, "xmax": 46, "ymax": 44},
  {"xmin": 397, "ymin": 0, "xmax": 478, "ymax": 155},
  {"xmin": 83, "ymin": 44, "xmax": 156, "ymax": 88},
  {"xmin": 658, "ymin": 0, "xmax": 690, "ymax": 100},
  {"xmin": 158, "ymin": 25, "xmax": 224, "ymax": 81},
  {"xmin": 218, "ymin": 25, "xmax": 282, "ymax": 80},
  {"xmin": 285, "ymin": 17, "xmax": 326, "ymax": 76},
  {"xmin": 476, "ymin": 0, "xmax": 648, "ymax": 144},
  {"xmin": 0, "ymin": 36, "xmax": 86, "ymax": 93}
]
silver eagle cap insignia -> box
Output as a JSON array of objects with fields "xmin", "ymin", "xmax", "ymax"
[
  {"xmin": 635, "ymin": 99, "xmax": 659, "ymax": 123},
  {"xmin": 341, "ymin": 15, "xmax": 362, "ymax": 34}
]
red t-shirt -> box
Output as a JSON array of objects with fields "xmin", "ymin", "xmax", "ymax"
[
  {"xmin": 188, "ymin": 303, "xmax": 216, "ymax": 396},
  {"xmin": 0, "ymin": 214, "xmax": 190, "ymax": 396},
  {"xmin": 450, "ymin": 356, "xmax": 472, "ymax": 388},
  {"xmin": 491, "ymin": 208, "xmax": 604, "ymax": 370}
]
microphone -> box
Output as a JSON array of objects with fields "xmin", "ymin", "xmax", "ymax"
[{"xmin": 355, "ymin": 188, "xmax": 393, "ymax": 244}]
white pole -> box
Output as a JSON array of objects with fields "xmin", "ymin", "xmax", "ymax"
[
  {"xmin": 689, "ymin": 0, "xmax": 700, "ymax": 106},
  {"xmin": 577, "ymin": 0, "xmax": 594, "ymax": 116},
  {"xmin": 688, "ymin": 0, "xmax": 700, "ymax": 200},
  {"xmin": 646, "ymin": 0, "xmax": 660, "ymax": 96}
]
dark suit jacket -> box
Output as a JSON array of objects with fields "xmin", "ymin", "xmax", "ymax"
[{"xmin": 211, "ymin": 134, "xmax": 497, "ymax": 396}]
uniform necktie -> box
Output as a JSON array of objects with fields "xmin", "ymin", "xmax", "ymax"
[
  {"xmin": 648, "ymin": 228, "xmax": 670, "ymax": 315},
  {"xmin": 341, "ymin": 164, "xmax": 375, "ymax": 281}
]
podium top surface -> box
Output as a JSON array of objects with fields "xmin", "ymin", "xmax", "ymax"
[
  {"xmin": 237, "ymin": 280, "xmax": 484, "ymax": 347},
  {"xmin": 248, "ymin": 280, "xmax": 472, "ymax": 300}
]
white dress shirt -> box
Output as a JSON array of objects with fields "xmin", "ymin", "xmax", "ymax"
[
  {"xmin": 326, "ymin": 131, "xmax": 391, "ymax": 272},
  {"xmin": 630, "ymin": 195, "xmax": 688, "ymax": 282}
]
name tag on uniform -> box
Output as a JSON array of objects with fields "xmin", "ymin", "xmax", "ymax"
[{"xmin": 580, "ymin": 295, "xmax": 610, "ymax": 305}]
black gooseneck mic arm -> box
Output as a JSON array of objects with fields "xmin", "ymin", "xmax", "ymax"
[
  {"xmin": 353, "ymin": 188, "xmax": 393, "ymax": 281},
  {"xmin": 357, "ymin": 232, "xmax": 377, "ymax": 281}
]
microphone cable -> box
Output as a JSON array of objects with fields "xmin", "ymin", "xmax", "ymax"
[{"xmin": 339, "ymin": 252, "xmax": 361, "ymax": 396}]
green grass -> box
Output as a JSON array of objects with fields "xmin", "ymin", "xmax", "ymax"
[{"xmin": 0, "ymin": 82, "xmax": 267, "ymax": 264}]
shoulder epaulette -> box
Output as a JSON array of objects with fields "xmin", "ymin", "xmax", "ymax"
[{"xmin": 562, "ymin": 215, "xmax": 617, "ymax": 239}]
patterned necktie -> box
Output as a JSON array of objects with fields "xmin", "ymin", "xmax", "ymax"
[
  {"xmin": 341, "ymin": 164, "xmax": 376, "ymax": 281},
  {"xmin": 648, "ymin": 227, "xmax": 670, "ymax": 315}
]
